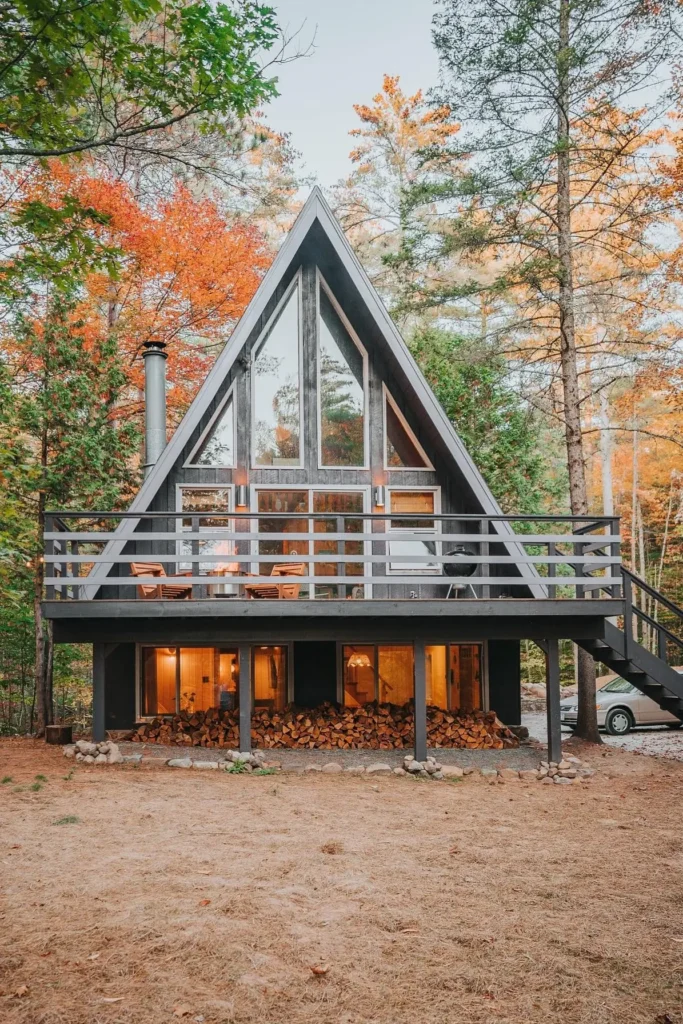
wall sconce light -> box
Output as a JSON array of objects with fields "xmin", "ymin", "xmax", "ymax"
[
  {"xmin": 236, "ymin": 484, "xmax": 248, "ymax": 508},
  {"xmin": 373, "ymin": 485, "xmax": 386, "ymax": 508}
]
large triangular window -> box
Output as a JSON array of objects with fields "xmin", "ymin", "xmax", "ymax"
[
  {"xmin": 253, "ymin": 277, "xmax": 301, "ymax": 466},
  {"xmin": 186, "ymin": 392, "xmax": 234, "ymax": 467},
  {"xmin": 384, "ymin": 387, "xmax": 432, "ymax": 469},
  {"xmin": 318, "ymin": 274, "xmax": 366, "ymax": 467}
]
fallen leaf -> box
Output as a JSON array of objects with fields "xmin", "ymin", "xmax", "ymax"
[
  {"xmin": 173, "ymin": 1006, "xmax": 193, "ymax": 1017},
  {"xmin": 198, "ymin": 899, "xmax": 211, "ymax": 907},
  {"xmin": 399, "ymin": 928, "xmax": 419, "ymax": 934},
  {"xmin": 310, "ymin": 965, "xmax": 329, "ymax": 976},
  {"xmin": 449, "ymin": 846, "xmax": 459, "ymax": 855},
  {"xmin": 101, "ymin": 997, "xmax": 124, "ymax": 1003},
  {"xmin": 198, "ymin": 870, "xmax": 211, "ymax": 875},
  {"xmin": 86, "ymin": 952, "xmax": 101, "ymax": 961},
  {"xmin": 14, "ymin": 985, "xmax": 29, "ymax": 998}
]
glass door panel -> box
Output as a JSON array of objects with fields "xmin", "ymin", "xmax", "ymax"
[
  {"xmin": 253, "ymin": 645, "xmax": 288, "ymax": 711},
  {"xmin": 256, "ymin": 490, "xmax": 309, "ymax": 596},
  {"xmin": 178, "ymin": 487, "xmax": 233, "ymax": 577},
  {"xmin": 426, "ymin": 645, "xmax": 448, "ymax": 709},
  {"xmin": 450, "ymin": 644, "xmax": 482, "ymax": 712},
  {"xmin": 378, "ymin": 645, "xmax": 414, "ymax": 705},
  {"xmin": 312, "ymin": 491, "xmax": 364, "ymax": 598},
  {"xmin": 343, "ymin": 645, "xmax": 376, "ymax": 706}
]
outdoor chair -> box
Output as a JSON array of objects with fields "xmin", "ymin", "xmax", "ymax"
[
  {"xmin": 129, "ymin": 561, "xmax": 193, "ymax": 600},
  {"xmin": 243, "ymin": 562, "xmax": 306, "ymax": 600}
]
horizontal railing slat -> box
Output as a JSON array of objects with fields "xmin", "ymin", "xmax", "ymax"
[
  {"xmin": 44, "ymin": 531, "xmax": 622, "ymax": 545},
  {"xmin": 44, "ymin": 553, "xmax": 619, "ymax": 566},
  {"xmin": 44, "ymin": 574, "xmax": 623, "ymax": 588}
]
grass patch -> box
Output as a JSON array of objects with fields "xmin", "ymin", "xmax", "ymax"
[
  {"xmin": 29, "ymin": 782, "xmax": 43, "ymax": 792},
  {"xmin": 253, "ymin": 767, "xmax": 277, "ymax": 776},
  {"xmin": 223, "ymin": 761, "xmax": 249, "ymax": 774},
  {"xmin": 12, "ymin": 785, "xmax": 24, "ymax": 792},
  {"xmin": 35, "ymin": 774, "xmax": 47, "ymax": 782},
  {"xmin": 2, "ymin": 775, "xmax": 12, "ymax": 784},
  {"xmin": 63, "ymin": 770, "xmax": 74, "ymax": 781},
  {"xmin": 52, "ymin": 815, "xmax": 79, "ymax": 826}
]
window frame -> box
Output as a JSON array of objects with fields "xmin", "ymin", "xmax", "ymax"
[
  {"xmin": 382, "ymin": 384, "xmax": 434, "ymax": 471},
  {"xmin": 316, "ymin": 269, "xmax": 369, "ymax": 471},
  {"xmin": 251, "ymin": 269, "xmax": 304, "ymax": 470},
  {"xmin": 386, "ymin": 486, "xmax": 442, "ymax": 576},
  {"xmin": 183, "ymin": 383, "xmax": 236, "ymax": 469}
]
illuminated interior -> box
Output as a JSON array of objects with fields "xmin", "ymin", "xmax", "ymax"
[
  {"xmin": 253, "ymin": 646, "xmax": 287, "ymax": 711},
  {"xmin": 140, "ymin": 646, "xmax": 238, "ymax": 716}
]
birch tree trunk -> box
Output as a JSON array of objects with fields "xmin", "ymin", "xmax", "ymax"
[{"xmin": 557, "ymin": 0, "xmax": 600, "ymax": 743}]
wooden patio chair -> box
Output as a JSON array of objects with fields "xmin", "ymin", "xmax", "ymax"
[
  {"xmin": 129, "ymin": 561, "xmax": 193, "ymax": 600},
  {"xmin": 243, "ymin": 562, "xmax": 306, "ymax": 600}
]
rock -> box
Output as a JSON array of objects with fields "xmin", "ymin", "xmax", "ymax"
[
  {"xmin": 123, "ymin": 754, "xmax": 142, "ymax": 764},
  {"xmin": 83, "ymin": 755, "xmax": 95, "ymax": 764},
  {"xmin": 577, "ymin": 767, "xmax": 595, "ymax": 777},
  {"xmin": 548, "ymin": 768, "xmax": 558, "ymax": 777},
  {"xmin": 549, "ymin": 762, "xmax": 558, "ymax": 769},
  {"xmin": 75, "ymin": 752, "xmax": 85, "ymax": 762},
  {"xmin": 393, "ymin": 767, "xmax": 407, "ymax": 775},
  {"xmin": 167, "ymin": 757, "xmax": 193, "ymax": 768},
  {"xmin": 518, "ymin": 770, "xmax": 538, "ymax": 781},
  {"xmin": 537, "ymin": 768, "xmax": 549, "ymax": 779},
  {"xmin": 238, "ymin": 751, "xmax": 253, "ymax": 762},
  {"xmin": 540, "ymin": 761, "xmax": 550, "ymax": 769},
  {"xmin": 225, "ymin": 750, "xmax": 240, "ymax": 761},
  {"xmin": 94, "ymin": 753, "xmax": 108, "ymax": 764},
  {"xmin": 554, "ymin": 776, "xmax": 572, "ymax": 785},
  {"xmin": 541, "ymin": 776, "xmax": 554, "ymax": 784},
  {"xmin": 97, "ymin": 741, "xmax": 111, "ymax": 755},
  {"xmin": 63, "ymin": 745, "xmax": 76, "ymax": 759},
  {"xmin": 462, "ymin": 767, "xmax": 475, "ymax": 776},
  {"xmin": 305, "ymin": 765, "xmax": 323, "ymax": 773},
  {"xmin": 366, "ymin": 763, "xmax": 392, "ymax": 775},
  {"xmin": 321, "ymin": 763, "xmax": 343, "ymax": 774},
  {"xmin": 346, "ymin": 765, "xmax": 365, "ymax": 774},
  {"xmin": 440, "ymin": 765, "xmax": 464, "ymax": 778},
  {"xmin": 558, "ymin": 769, "xmax": 577, "ymax": 779},
  {"xmin": 404, "ymin": 755, "xmax": 415, "ymax": 763},
  {"xmin": 424, "ymin": 763, "xmax": 439, "ymax": 774},
  {"xmin": 193, "ymin": 760, "xmax": 217, "ymax": 770},
  {"xmin": 480, "ymin": 767, "xmax": 497, "ymax": 777},
  {"xmin": 76, "ymin": 740, "xmax": 97, "ymax": 755},
  {"xmin": 565, "ymin": 755, "xmax": 583, "ymax": 766},
  {"xmin": 558, "ymin": 760, "xmax": 572, "ymax": 770},
  {"xmin": 406, "ymin": 760, "xmax": 424, "ymax": 774},
  {"xmin": 432, "ymin": 771, "xmax": 444, "ymax": 780},
  {"xmin": 107, "ymin": 745, "xmax": 124, "ymax": 765},
  {"xmin": 498, "ymin": 768, "xmax": 520, "ymax": 781}
]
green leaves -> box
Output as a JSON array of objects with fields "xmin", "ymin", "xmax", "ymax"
[{"xmin": 0, "ymin": 0, "xmax": 280, "ymax": 160}]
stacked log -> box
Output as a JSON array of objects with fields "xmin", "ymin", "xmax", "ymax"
[{"xmin": 130, "ymin": 702, "xmax": 518, "ymax": 750}]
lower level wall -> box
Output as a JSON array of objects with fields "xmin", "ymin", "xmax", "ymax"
[
  {"xmin": 104, "ymin": 644, "xmax": 136, "ymax": 731},
  {"xmin": 488, "ymin": 640, "xmax": 521, "ymax": 726}
]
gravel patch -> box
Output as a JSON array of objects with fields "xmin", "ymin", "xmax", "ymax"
[
  {"xmin": 524, "ymin": 712, "xmax": 683, "ymax": 761},
  {"xmin": 119, "ymin": 741, "xmax": 542, "ymax": 771}
]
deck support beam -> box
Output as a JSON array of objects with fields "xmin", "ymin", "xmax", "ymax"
[
  {"xmin": 238, "ymin": 643, "xmax": 252, "ymax": 752},
  {"xmin": 545, "ymin": 637, "xmax": 562, "ymax": 764},
  {"xmin": 414, "ymin": 639, "xmax": 427, "ymax": 762},
  {"xmin": 92, "ymin": 643, "xmax": 105, "ymax": 742}
]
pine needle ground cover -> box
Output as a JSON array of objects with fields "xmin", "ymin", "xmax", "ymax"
[{"xmin": 1, "ymin": 738, "xmax": 682, "ymax": 1024}]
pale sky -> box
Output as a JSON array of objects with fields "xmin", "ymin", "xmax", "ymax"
[{"xmin": 264, "ymin": 0, "xmax": 439, "ymax": 188}]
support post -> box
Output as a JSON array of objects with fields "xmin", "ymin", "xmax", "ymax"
[
  {"xmin": 238, "ymin": 643, "xmax": 252, "ymax": 753},
  {"xmin": 545, "ymin": 637, "xmax": 562, "ymax": 764},
  {"xmin": 92, "ymin": 643, "xmax": 105, "ymax": 742},
  {"xmin": 414, "ymin": 639, "xmax": 427, "ymax": 762}
]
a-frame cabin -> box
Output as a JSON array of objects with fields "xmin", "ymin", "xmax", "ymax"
[{"xmin": 44, "ymin": 188, "xmax": 661, "ymax": 761}]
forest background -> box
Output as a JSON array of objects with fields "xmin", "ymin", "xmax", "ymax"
[{"xmin": 1, "ymin": 0, "xmax": 682, "ymax": 737}]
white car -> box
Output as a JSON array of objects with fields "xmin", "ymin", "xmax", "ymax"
[{"xmin": 560, "ymin": 676, "xmax": 683, "ymax": 735}]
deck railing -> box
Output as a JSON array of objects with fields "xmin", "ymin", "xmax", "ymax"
[{"xmin": 43, "ymin": 511, "xmax": 622, "ymax": 601}]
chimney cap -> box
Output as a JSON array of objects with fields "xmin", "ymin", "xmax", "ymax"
[{"xmin": 142, "ymin": 339, "xmax": 168, "ymax": 358}]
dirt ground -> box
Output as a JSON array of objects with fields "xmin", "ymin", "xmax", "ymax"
[{"xmin": 2, "ymin": 739, "xmax": 683, "ymax": 1024}]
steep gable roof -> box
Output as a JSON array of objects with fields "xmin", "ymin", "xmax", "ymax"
[{"xmin": 84, "ymin": 187, "xmax": 542, "ymax": 597}]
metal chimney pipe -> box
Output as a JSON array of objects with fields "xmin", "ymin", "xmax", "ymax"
[{"xmin": 142, "ymin": 340, "xmax": 168, "ymax": 477}]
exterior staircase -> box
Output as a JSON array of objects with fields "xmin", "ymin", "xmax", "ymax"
[{"xmin": 577, "ymin": 568, "xmax": 683, "ymax": 721}]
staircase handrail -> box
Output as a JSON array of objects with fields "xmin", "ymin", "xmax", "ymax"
[{"xmin": 621, "ymin": 566, "xmax": 683, "ymax": 622}]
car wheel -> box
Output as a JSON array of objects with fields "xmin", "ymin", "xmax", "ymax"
[
  {"xmin": 666, "ymin": 722, "xmax": 683, "ymax": 730},
  {"xmin": 605, "ymin": 708, "xmax": 633, "ymax": 736}
]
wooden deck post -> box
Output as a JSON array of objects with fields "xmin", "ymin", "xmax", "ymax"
[
  {"xmin": 545, "ymin": 637, "xmax": 562, "ymax": 764},
  {"xmin": 238, "ymin": 644, "xmax": 252, "ymax": 752},
  {"xmin": 92, "ymin": 643, "xmax": 105, "ymax": 743},
  {"xmin": 414, "ymin": 639, "xmax": 427, "ymax": 762}
]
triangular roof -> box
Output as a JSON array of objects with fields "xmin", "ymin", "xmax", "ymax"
[{"xmin": 85, "ymin": 187, "xmax": 542, "ymax": 597}]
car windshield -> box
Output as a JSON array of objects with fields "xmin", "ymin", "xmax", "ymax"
[{"xmin": 600, "ymin": 677, "xmax": 634, "ymax": 694}]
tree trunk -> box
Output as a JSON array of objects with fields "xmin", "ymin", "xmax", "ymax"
[
  {"xmin": 556, "ymin": 0, "xmax": 600, "ymax": 743},
  {"xmin": 34, "ymin": 483, "xmax": 54, "ymax": 736}
]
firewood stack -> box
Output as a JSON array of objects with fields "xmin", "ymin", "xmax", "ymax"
[{"xmin": 130, "ymin": 703, "xmax": 518, "ymax": 750}]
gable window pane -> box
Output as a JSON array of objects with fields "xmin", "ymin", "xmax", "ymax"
[
  {"xmin": 386, "ymin": 397, "xmax": 429, "ymax": 468},
  {"xmin": 253, "ymin": 285, "xmax": 300, "ymax": 465},
  {"xmin": 256, "ymin": 490, "xmax": 309, "ymax": 595},
  {"xmin": 319, "ymin": 288, "xmax": 365, "ymax": 466},
  {"xmin": 192, "ymin": 396, "xmax": 234, "ymax": 466}
]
